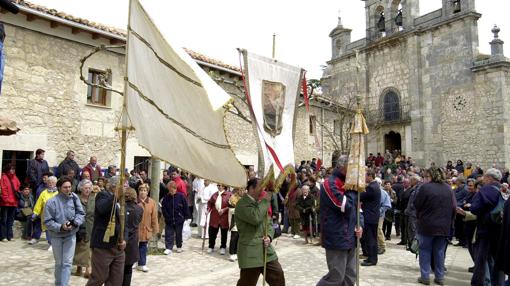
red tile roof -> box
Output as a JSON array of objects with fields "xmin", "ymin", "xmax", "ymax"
[
  {"xmin": 184, "ymin": 48, "xmax": 241, "ymax": 72},
  {"xmin": 15, "ymin": 0, "xmax": 126, "ymax": 36},
  {"xmin": 14, "ymin": 0, "xmax": 240, "ymax": 73}
]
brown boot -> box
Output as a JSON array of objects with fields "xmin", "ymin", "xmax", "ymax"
[{"xmin": 74, "ymin": 266, "xmax": 82, "ymax": 276}]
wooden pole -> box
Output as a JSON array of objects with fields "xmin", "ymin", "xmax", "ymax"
[
  {"xmin": 355, "ymin": 96, "xmax": 362, "ymax": 286},
  {"xmin": 263, "ymin": 211, "xmax": 268, "ymax": 286},
  {"xmin": 118, "ymin": 0, "xmax": 135, "ymax": 243}
]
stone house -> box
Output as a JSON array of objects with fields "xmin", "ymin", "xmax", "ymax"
[
  {"xmin": 323, "ymin": 0, "xmax": 510, "ymax": 168},
  {"xmin": 0, "ymin": 1, "xmax": 340, "ymax": 182}
]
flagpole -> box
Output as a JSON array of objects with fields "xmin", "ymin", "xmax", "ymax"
[
  {"xmin": 272, "ymin": 33, "xmax": 276, "ymax": 59},
  {"xmin": 262, "ymin": 34, "xmax": 276, "ymax": 286},
  {"xmin": 355, "ymin": 96, "xmax": 362, "ymax": 286},
  {"xmin": 116, "ymin": 0, "xmax": 135, "ymax": 244}
]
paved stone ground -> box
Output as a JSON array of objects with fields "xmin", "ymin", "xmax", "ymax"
[{"xmin": 0, "ymin": 228, "xmax": 473, "ymax": 286}]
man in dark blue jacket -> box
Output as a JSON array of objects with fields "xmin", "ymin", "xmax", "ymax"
[
  {"xmin": 453, "ymin": 177, "xmax": 468, "ymax": 247},
  {"xmin": 470, "ymin": 168, "xmax": 503, "ymax": 286},
  {"xmin": 317, "ymin": 156, "xmax": 363, "ymax": 286},
  {"xmin": 87, "ymin": 176, "xmax": 127, "ymax": 286},
  {"xmin": 161, "ymin": 181, "xmax": 190, "ymax": 255},
  {"xmin": 392, "ymin": 176, "xmax": 404, "ymax": 237},
  {"xmin": 360, "ymin": 171, "xmax": 381, "ymax": 266}
]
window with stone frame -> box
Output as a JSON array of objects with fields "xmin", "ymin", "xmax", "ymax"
[
  {"xmin": 334, "ymin": 119, "xmax": 341, "ymax": 136},
  {"xmin": 309, "ymin": 115, "xmax": 317, "ymax": 135},
  {"xmin": 383, "ymin": 91, "xmax": 401, "ymax": 122},
  {"xmin": 87, "ymin": 69, "xmax": 111, "ymax": 106}
]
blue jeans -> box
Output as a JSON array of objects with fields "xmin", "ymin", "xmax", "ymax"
[
  {"xmin": 417, "ymin": 234, "xmax": 447, "ymax": 280},
  {"xmin": 138, "ymin": 241, "xmax": 148, "ymax": 266},
  {"xmin": 51, "ymin": 234, "xmax": 76, "ymax": 286},
  {"xmin": 0, "ymin": 41, "xmax": 4, "ymax": 95},
  {"xmin": 472, "ymin": 236, "xmax": 502, "ymax": 286},
  {"xmin": 0, "ymin": 206, "xmax": 16, "ymax": 240},
  {"xmin": 32, "ymin": 220, "xmax": 42, "ymax": 239},
  {"xmin": 46, "ymin": 230, "xmax": 52, "ymax": 245}
]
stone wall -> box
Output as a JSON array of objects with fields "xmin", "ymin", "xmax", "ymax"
[
  {"xmin": 0, "ymin": 24, "xmax": 126, "ymax": 168},
  {"xmin": 293, "ymin": 104, "xmax": 340, "ymax": 167}
]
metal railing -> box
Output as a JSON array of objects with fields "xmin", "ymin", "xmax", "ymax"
[{"xmin": 365, "ymin": 102, "xmax": 411, "ymax": 126}]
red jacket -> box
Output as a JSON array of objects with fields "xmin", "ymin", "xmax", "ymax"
[
  {"xmin": 82, "ymin": 164, "xmax": 102, "ymax": 181},
  {"xmin": 173, "ymin": 177, "xmax": 188, "ymax": 197},
  {"xmin": 207, "ymin": 191, "xmax": 231, "ymax": 229},
  {"xmin": 0, "ymin": 173, "xmax": 20, "ymax": 207},
  {"xmin": 375, "ymin": 156, "xmax": 384, "ymax": 167}
]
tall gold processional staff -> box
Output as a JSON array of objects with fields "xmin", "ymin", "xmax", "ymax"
[{"xmin": 344, "ymin": 96, "xmax": 370, "ymax": 286}]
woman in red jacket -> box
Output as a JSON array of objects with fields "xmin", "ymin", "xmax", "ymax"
[
  {"xmin": 207, "ymin": 184, "xmax": 231, "ymax": 255},
  {"xmin": 0, "ymin": 163, "xmax": 20, "ymax": 242}
]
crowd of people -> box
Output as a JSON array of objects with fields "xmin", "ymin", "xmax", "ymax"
[
  {"xmin": 360, "ymin": 151, "xmax": 510, "ymax": 286},
  {"xmin": 0, "ymin": 148, "xmax": 510, "ymax": 286}
]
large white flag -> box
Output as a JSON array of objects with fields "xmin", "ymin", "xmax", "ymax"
[
  {"xmin": 126, "ymin": 0, "xmax": 247, "ymax": 187},
  {"xmin": 241, "ymin": 50, "xmax": 304, "ymax": 181}
]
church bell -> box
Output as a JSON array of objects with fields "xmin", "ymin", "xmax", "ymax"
[
  {"xmin": 395, "ymin": 9, "xmax": 403, "ymax": 27},
  {"xmin": 377, "ymin": 12, "xmax": 386, "ymax": 32},
  {"xmin": 452, "ymin": 0, "xmax": 461, "ymax": 13}
]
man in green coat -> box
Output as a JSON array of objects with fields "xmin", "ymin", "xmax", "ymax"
[{"xmin": 235, "ymin": 178, "xmax": 285, "ymax": 286}]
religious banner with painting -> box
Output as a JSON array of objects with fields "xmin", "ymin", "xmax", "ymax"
[{"xmin": 240, "ymin": 50, "xmax": 304, "ymax": 188}]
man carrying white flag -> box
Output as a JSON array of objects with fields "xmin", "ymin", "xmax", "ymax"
[{"xmin": 236, "ymin": 50, "xmax": 304, "ymax": 286}]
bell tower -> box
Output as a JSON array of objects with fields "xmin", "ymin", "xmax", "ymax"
[
  {"xmin": 363, "ymin": 0, "xmax": 419, "ymax": 40},
  {"xmin": 329, "ymin": 15, "xmax": 352, "ymax": 59},
  {"xmin": 442, "ymin": 0, "xmax": 475, "ymax": 17}
]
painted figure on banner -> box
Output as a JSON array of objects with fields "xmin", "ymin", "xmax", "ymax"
[{"xmin": 262, "ymin": 80, "xmax": 286, "ymax": 137}]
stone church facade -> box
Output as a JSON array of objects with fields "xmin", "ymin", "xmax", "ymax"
[
  {"xmin": 0, "ymin": 1, "xmax": 340, "ymax": 181},
  {"xmin": 323, "ymin": 0, "xmax": 510, "ymax": 168}
]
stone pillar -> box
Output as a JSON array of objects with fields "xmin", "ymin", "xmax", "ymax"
[
  {"xmin": 401, "ymin": 0, "xmax": 419, "ymax": 29},
  {"xmin": 150, "ymin": 158, "xmax": 161, "ymax": 202},
  {"xmin": 490, "ymin": 25, "xmax": 505, "ymax": 60}
]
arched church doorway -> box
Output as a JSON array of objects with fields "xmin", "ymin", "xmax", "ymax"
[{"xmin": 384, "ymin": 131, "xmax": 401, "ymax": 153}]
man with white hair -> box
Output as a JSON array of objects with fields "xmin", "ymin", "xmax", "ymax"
[
  {"xmin": 316, "ymin": 155, "xmax": 363, "ymax": 286},
  {"xmin": 470, "ymin": 168, "xmax": 503, "ymax": 286}
]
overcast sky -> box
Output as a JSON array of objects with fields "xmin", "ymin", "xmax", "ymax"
[{"xmin": 29, "ymin": 0, "xmax": 509, "ymax": 78}]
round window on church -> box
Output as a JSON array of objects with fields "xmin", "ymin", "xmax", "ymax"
[{"xmin": 452, "ymin": 95, "xmax": 467, "ymax": 112}]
